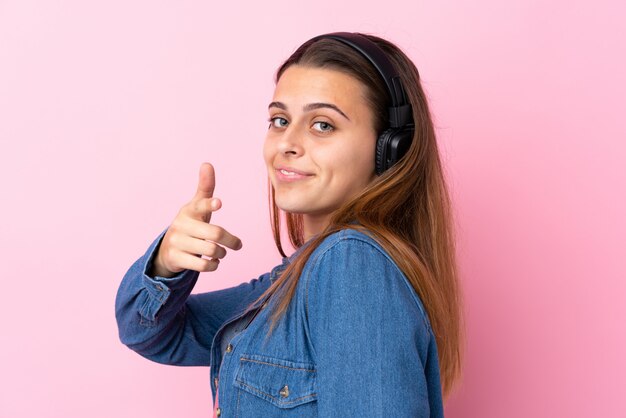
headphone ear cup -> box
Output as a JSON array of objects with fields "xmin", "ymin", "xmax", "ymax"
[
  {"xmin": 376, "ymin": 127, "xmax": 414, "ymax": 175},
  {"xmin": 375, "ymin": 129, "xmax": 393, "ymax": 175}
]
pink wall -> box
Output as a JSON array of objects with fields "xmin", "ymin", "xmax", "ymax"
[{"xmin": 1, "ymin": 1, "xmax": 624, "ymax": 417}]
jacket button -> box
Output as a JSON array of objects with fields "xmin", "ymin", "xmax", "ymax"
[
  {"xmin": 216, "ymin": 407, "xmax": 221, "ymax": 417},
  {"xmin": 225, "ymin": 344, "xmax": 233, "ymax": 353},
  {"xmin": 279, "ymin": 385, "xmax": 289, "ymax": 398}
]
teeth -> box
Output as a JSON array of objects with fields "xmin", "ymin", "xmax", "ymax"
[{"xmin": 280, "ymin": 169, "xmax": 296, "ymax": 175}]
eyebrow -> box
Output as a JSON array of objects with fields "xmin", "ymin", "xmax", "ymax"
[{"xmin": 268, "ymin": 101, "xmax": 350, "ymax": 121}]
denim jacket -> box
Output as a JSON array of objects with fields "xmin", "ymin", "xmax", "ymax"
[{"xmin": 115, "ymin": 227, "xmax": 444, "ymax": 417}]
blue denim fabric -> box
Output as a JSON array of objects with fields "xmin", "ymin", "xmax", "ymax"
[{"xmin": 115, "ymin": 227, "xmax": 444, "ymax": 417}]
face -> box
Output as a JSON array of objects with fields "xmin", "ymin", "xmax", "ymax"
[{"xmin": 263, "ymin": 65, "xmax": 378, "ymax": 224}]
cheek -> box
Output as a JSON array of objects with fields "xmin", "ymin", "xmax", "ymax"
[
  {"xmin": 332, "ymin": 140, "xmax": 375, "ymax": 175},
  {"xmin": 322, "ymin": 145, "xmax": 375, "ymax": 188}
]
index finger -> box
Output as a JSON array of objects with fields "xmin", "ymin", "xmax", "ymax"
[{"xmin": 194, "ymin": 162, "xmax": 215, "ymax": 200}]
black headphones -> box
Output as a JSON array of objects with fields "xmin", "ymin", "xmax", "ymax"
[{"xmin": 305, "ymin": 32, "xmax": 415, "ymax": 175}]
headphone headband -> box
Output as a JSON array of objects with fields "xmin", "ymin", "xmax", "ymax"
[{"xmin": 306, "ymin": 32, "xmax": 414, "ymax": 128}]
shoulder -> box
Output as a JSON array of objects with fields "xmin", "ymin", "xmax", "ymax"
[
  {"xmin": 301, "ymin": 228, "xmax": 433, "ymax": 334},
  {"xmin": 302, "ymin": 228, "xmax": 402, "ymax": 290},
  {"xmin": 310, "ymin": 228, "xmax": 390, "ymax": 263},
  {"xmin": 302, "ymin": 228, "xmax": 399, "ymax": 288}
]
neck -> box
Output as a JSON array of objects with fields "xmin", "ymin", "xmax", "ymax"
[{"xmin": 302, "ymin": 213, "xmax": 331, "ymax": 242}]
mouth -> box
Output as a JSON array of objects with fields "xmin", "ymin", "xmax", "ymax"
[{"xmin": 274, "ymin": 167, "xmax": 314, "ymax": 182}]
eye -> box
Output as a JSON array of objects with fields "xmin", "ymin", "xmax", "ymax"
[
  {"xmin": 268, "ymin": 116, "xmax": 288, "ymax": 129},
  {"xmin": 312, "ymin": 121, "xmax": 334, "ymax": 133}
]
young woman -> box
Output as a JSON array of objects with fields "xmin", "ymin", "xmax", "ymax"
[{"xmin": 115, "ymin": 31, "xmax": 464, "ymax": 417}]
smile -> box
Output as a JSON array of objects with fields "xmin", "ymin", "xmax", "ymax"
[{"xmin": 275, "ymin": 169, "xmax": 314, "ymax": 182}]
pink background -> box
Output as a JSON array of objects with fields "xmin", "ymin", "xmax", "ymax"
[{"xmin": 1, "ymin": 1, "xmax": 624, "ymax": 417}]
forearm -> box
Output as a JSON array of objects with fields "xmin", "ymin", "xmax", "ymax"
[
  {"xmin": 115, "ymin": 228, "xmax": 208, "ymax": 365},
  {"xmin": 115, "ymin": 228, "xmax": 277, "ymax": 367}
]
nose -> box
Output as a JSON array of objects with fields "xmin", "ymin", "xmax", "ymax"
[{"xmin": 276, "ymin": 123, "xmax": 304, "ymax": 157}]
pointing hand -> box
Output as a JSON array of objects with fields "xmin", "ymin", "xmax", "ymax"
[{"xmin": 152, "ymin": 162, "xmax": 243, "ymax": 277}]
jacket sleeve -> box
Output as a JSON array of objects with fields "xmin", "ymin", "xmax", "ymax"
[
  {"xmin": 304, "ymin": 236, "xmax": 444, "ymax": 417},
  {"xmin": 114, "ymin": 227, "xmax": 272, "ymax": 366}
]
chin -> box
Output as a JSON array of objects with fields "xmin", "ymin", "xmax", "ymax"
[
  {"xmin": 274, "ymin": 202, "xmax": 308, "ymax": 214},
  {"xmin": 273, "ymin": 195, "xmax": 316, "ymax": 214}
]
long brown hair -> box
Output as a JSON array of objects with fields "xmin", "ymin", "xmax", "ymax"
[{"xmin": 252, "ymin": 33, "xmax": 464, "ymax": 399}]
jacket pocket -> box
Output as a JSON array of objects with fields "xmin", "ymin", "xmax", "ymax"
[{"xmin": 234, "ymin": 353, "xmax": 317, "ymax": 409}]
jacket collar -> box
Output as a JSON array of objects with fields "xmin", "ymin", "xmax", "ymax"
[
  {"xmin": 269, "ymin": 233, "xmax": 318, "ymax": 283},
  {"xmin": 269, "ymin": 220, "xmax": 363, "ymax": 283}
]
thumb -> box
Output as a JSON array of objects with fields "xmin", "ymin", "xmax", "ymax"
[{"xmin": 195, "ymin": 162, "xmax": 215, "ymax": 199}]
